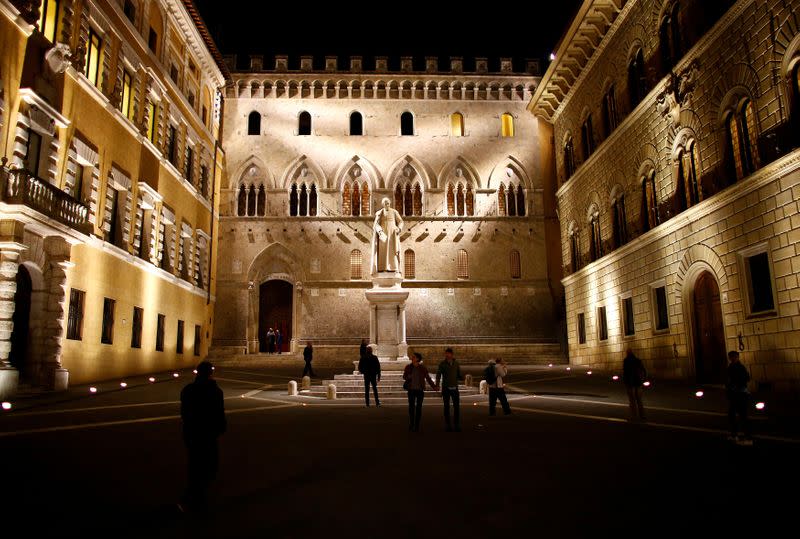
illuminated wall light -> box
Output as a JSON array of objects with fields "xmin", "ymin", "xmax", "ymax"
[
  {"xmin": 695, "ymin": 391, "xmax": 704, "ymax": 398},
  {"xmin": 173, "ymin": 373, "xmax": 179, "ymax": 378},
  {"xmin": 643, "ymin": 381, "xmax": 651, "ymax": 387},
  {"xmin": 148, "ymin": 377, "xmax": 155, "ymax": 383},
  {"xmin": 755, "ymin": 402, "xmax": 766, "ymax": 410},
  {"xmin": 302, "ymin": 403, "xmax": 307, "ymax": 407},
  {"xmin": 587, "ymin": 371, "xmax": 592, "ymax": 375},
  {"xmin": 566, "ymin": 367, "xmax": 571, "ymax": 371},
  {"xmin": 549, "ymin": 52, "xmax": 556, "ymax": 61},
  {"xmin": 548, "ymin": 363, "xmax": 553, "ymax": 367},
  {"xmin": 612, "ymin": 375, "xmax": 619, "ymax": 381},
  {"xmin": 89, "ymin": 387, "xmax": 98, "ymax": 393},
  {"xmin": 120, "ymin": 382, "xmax": 128, "ymax": 388},
  {"xmin": 193, "ymin": 369, "xmax": 198, "ymax": 374},
  {"xmin": 1, "ymin": 402, "xmax": 11, "ymax": 410}
]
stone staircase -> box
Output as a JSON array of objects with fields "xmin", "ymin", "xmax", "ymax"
[{"xmin": 307, "ymin": 371, "xmax": 480, "ymax": 399}]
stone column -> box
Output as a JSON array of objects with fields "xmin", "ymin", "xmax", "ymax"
[
  {"xmin": 0, "ymin": 243, "xmax": 25, "ymax": 399},
  {"xmin": 41, "ymin": 237, "xmax": 71, "ymax": 391},
  {"xmin": 399, "ymin": 304, "xmax": 408, "ymax": 360},
  {"xmin": 369, "ymin": 305, "xmax": 376, "ymax": 346}
]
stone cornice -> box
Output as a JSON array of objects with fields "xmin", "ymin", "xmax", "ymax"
[{"xmin": 0, "ymin": 0, "xmax": 34, "ymax": 36}]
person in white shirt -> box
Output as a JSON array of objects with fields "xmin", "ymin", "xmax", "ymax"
[{"xmin": 488, "ymin": 358, "xmax": 512, "ymax": 416}]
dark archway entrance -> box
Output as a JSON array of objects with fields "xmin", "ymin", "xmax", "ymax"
[
  {"xmin": 693, "ymin": 271, "xmax": 726, "ymax": 384},
  {"xmin": 258, "ymin": 280, "xmax": 293, "ymax": 353},
  {"xmin": 9, "ymin": 266, "xmax": 32, "ymax": 376}
]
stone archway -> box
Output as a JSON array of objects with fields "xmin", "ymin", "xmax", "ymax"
[
  {"xmin": 8, "ymin": 266, "xmax": 32, "ymax": 377},
  {"xmin": 258, "ymin": 280, "xmax": 293, "ymax": 353},
  {"xmin": 692, "ymin": 271, "xmax": 727, "ymax": 384}
]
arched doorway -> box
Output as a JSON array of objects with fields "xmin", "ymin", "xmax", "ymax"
[
  {"xmin": 9, "ymin": 266, "xmax": 32, "ymax": 377},
  {"xmin": 693, "ymin": 271, "xmax": 726, "ymax": 384},
  {"xmin": 258, "ymin": 280, "xmax": 293, "ymax": 353}
]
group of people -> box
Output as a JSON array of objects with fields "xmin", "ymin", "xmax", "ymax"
[{"xmin": 264, "ymin": 328, "xmax": 283, "ymax": 354}]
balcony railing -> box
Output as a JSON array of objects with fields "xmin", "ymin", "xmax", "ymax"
[{"xmin": 1, "ymin": 165, "xmax": 92, "ymax": 235}]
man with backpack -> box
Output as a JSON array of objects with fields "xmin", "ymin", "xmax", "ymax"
[
  {"xmin": 486, "ymin": 358, "xmax": 512, "ymax": 416},
  {"xmin": 622, "ymin": 347, "xmax": 647, "ymax": 421}
]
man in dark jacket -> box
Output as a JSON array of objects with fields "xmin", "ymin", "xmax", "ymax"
[
  {"xmin": 726, "ymin": 351, "xmax": 752, "ymax": 445},
  {"xmin": 622, "ymin": 348, "xmax": 647, "ymax": 421},
  {"xmin": 436, "ymin": 348, "xmax": 463, "ymax": 431},
  {"xmin": 180, "ymin": 361, "xmax": 226, "ymax": 512},
  {"xmin": 302, "ymin": 341, "xmax": 316, "ymax": 377},
  {"xmin": 358, "ymin": 344, "xmax": 381, "ymax": 407}
]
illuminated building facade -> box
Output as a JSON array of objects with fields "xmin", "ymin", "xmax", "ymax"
[
  {"xmin": 531, "ymin": 0, "xmax": 800, "ymax": 389},
  {"xmin": 0, "ymin": 0, "xmax": 226, "ymax": 397},
  {"xmin": 213, "ymin": 56, "xmax": 565, "ymax": 363}
]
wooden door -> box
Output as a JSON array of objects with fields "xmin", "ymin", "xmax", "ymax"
[{"xmin": 693, "ymin": 272, "xmax": 726, "ymax": 384}]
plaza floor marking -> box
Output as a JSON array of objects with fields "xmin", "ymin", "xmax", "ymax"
[
  {"xmin": 508, "ymin": 375, "xmax": 577, "ymax": 385},
  {"xmin": 0, "ymin": 403, "xmax": 296, "ymax": 437},
  {"xmin": 6, "ymin": 395, "xmax": 254, "ymax": 417},
  {"xmin": 217, "ymin": 369, "xmax": 294, "ymax": 380},
  {"xmin": 215, "ymin": 376, "xmax": 274, "ymax": 386}
]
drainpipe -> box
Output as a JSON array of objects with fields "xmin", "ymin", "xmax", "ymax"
[{"xmin": 207, "ymin": 86, "xmax": 225, "ymax": 305}]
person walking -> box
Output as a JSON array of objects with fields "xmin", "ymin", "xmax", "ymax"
[
  {"xmin": 179, "ymin": 361, "xmax": 226, "ymax": 513},
  {"xmin": 267, "ymin": 328, "xmax": 275, "ymax": 354},
  {"xmin": 359, "ymin": 344, "xmax": 381, "ymax": 407},
  {"xmin": 403, "ymin": 352, "xmax": 438, "ymax": 431},
  {"xmin": 275, "ymin": 329, "xmax": 282, "ymax": 354},
  {"xmin": 436, "ymin": 347, "xmax": 463, "ymax": 431},
  {"xmin": 726, "ymin": 350, "xmax": 752, "ymax": 445},
  {"xmin": 487, "ymin": 358, "xmax": 512, "ymax": 416},
  {"xmin": 622, "ymin": 347, "xmax": 647, "ymax": 421},
  {"xmin": 302, "ymin": 341, "xmax": 316, "ymax": 377}
]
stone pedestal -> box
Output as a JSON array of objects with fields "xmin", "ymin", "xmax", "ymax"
[{"xmin": 365, "ymin": 272, "xmax": 409, "ymax": 363}]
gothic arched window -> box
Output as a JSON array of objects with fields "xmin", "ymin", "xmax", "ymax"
[
  {"xmin": 581, "ymin": 114, "xmax": 594, "ymax": 161},
  {"xmin": 466, "ymin": 186, "xmax": 474, "ymax": 216},
  {"xmin": 507, "ymin": 185, "xmax": 517, "ymax": 217},
  {"xmin": 342, "ymin": 182, "xmax": 351, "ymax": 215},
  {"xmin": 498, "ymin": 184, "xmax": 507, "ymax": 216},
  {"xmin": 725, "ymin": 98, "xmax": 760, "ymax": 182},
  {"xmin": 456, "ymin": 184, "xmax": 465, "ymax": 216},
  {"xmin": 289, "ymin": 183, "xmax": 298, "ymax": 216},
  {"xmin": 352, "ymin": 183, "xmax": 361, "ymax": 217},
  {"xmin": 447, "ymin": 184, "xmax": 455, "ymax": 216},
  {"xmin": 589, "ymin": 210, "xmax": 602, "ymax": 262},
  {"xmin": 247, "ymin": 185, "xmax": 256, "ymax": 216},
  {"xmin": 256, "ymin": 185, "xmax": 266, "ymax": 216},
  {"xmin": 237, "ymin": 185, "xmax": 246, "ymax": 216},
  {"xmin": 612, "ymin": 194, "xmax": 628, "ymax": 248},
  {"xmin": 660, "ymin": 3, "xmax": 683, "ymax": 72},
  {"xmin": 628, "ymin": 48, "xmax": 646, "ymax": 110},
  {"xmin": 603, "ymin": 85, "xmax": 618, "ymax": 137},
  {"xmin": 564, "ymin": 136, "xmax": 576, "ymax": 180},
  {"xmin": 641, "ymin": 171, "xmax": 658, "ymax": 232}
]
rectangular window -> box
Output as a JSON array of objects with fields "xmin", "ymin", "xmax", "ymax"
[
  {"xmin": 201, "ymin": 105, "xmax": 208, "ymax": 126},
  {"xmin": 176, "ymin": 320, "xmax": 184, "ymax": 354},
  {"xmin": 101, "ymin": 297, "xmax": 115, "ymax": 344},
  {"xmin": 185, "ymin": 145, "xmax": 194, "ymax": 181},
  {"xmin": 147, "ymin": 102, "xmax": 157, "ymax": 143},
  {"xmin": 200, "ymin": 165, "xmax": 209, "ymax": 197},
  {"xmin": 597, "ymin": 306, "xmax": 608, "ymax": 341},
  {"xmin": 194, "ymin": 324, "xmax": 201, "ymax": 356},
  {"xmin": 622, "ymin": 296, "xmax": 635, "ymax": 336},
  {"xmin": 131, "ymin": 306, "xmax": 143, "ymax": 348},
  {"xmin": 170, "ymin": 64, "xmax": 179, "ymax": 84},
  {"xmin": 168, "ymin": 125, "xmax": 178, "ymax": 165},
  {"xmin": 38, "ymin": 0, "xmax": 61, "ymax": 42},
  {"xmin": 66, "ymin": 288, "xmax": 85, "ymax": 340},
  {"xmin": 121, "ymin": 70, "xmax": 133, "ymax": 119},
  {"xmin": 457, "ymin": 249, "xmax": 469, "ymax": 279},
  {"xmin": 654, "ymin": 286, "xmax": 670, "ymax": 331},
  {"xmin": 73, "ymin": 164, "xmax": 85, "ymax": 202},
  {"xmin": 25, "ymin": 130, "xmax": 43, "ymax": 177},
  {"xmin": 746, "ymin": 252, "xmax": 776, "ymax": 314},
  {"xmin": 85, "ymin": 28, "xmax": 102, "ymax": 88},
  {"xmin": 156, "ymin": 313, "xmax": 165, "ymax": 352},
  {"xmin": 148, "ymin": 28, "xmax": 158, "ymax": 53},
  {"xmin": 577, "ymin": 312, "xmax": 586, "ymax": 344}
]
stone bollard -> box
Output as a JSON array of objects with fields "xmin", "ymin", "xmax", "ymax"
[
  {"xmin": 326, "ymin": 383, "xmax": 337, "ymax": 400},
  {"xmin": 479, "ymin": 380, "xmax": 488, "ymax": 395},
  {"xmin": 464, "ymin": 374, "xmax": 473, "ymax": 387},
  {"xmin": 301, "ymin": 376, "xmax": 311, "ymax": 390},
  {"xmin": 288, "ymin": 380, "xmax": 298, "ymax": 396}
]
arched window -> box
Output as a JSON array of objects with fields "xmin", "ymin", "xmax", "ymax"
[
  {"xmin": 298, "ymin": 111, "xmax": 311, "ymax": 135},
  {"xmin": 628, "ymin": 49, "xmax": 646, "ymax": 110},
  {"xmin": 352, "ymin": 183, "xmax": 361, "ymax": 217},
  {"xmin": 456, "ymin": 184, "xmax": 465, "ymax": 216},
  {"xmin": 403, "ymin": 185, "xmax": 413, "ymax": 216},
  {"xmin": 603, "ymin": 85, "xmax": 618, "ymax": 137},
  {"xmin": 510, "ymin": 250, "xmax": 521, "ymax": 279},
  {"xmin": 123, "ymin": 0, "xmax": 136, "ymax": 22},
  {"xmin": 247, "ymin": 111, "xmax": 261, "ymax": 136},
  {"xmin": 299, "ymin": 184, "xmax": 308, "ymax": 216},
  {"xmin": 247, "ymin": 185, "xmax": 256, "ymax": 216},
  {"xmin": 450, "ymin": 113, "xmax": 464, "ymax": 136},
  {"xmin": 289, "ymin": 184, "xmax": 298, "ymax": 216},
  {"xmin": 725, "ymin": 98, "xmax": 760, "ymax": 182},
  {"xmin": 342, "ymin": 182, "xmax": 352, "ymax": 215},
  {"xmin": 361, "ymin": 182, "xmax": 370, "ymax": 215},
  {"xmin": 501, "ymin": 113, "xmax": 514, "ymax": 137},
  {"xmin": 401, "ymin": 112, "xmax": 414, "ymax": 136},
  {"xmin": 569, "ymin": 228, "xmax": 581, "ymax": 272},
  {"xmin": 412, "ymin": 184, "xmax": 422, "ymax": 216},
  {"xmin": 660, "ymin": 3, "xmax": 683, "ymax": 72},
  {"xmin": 350, "ymin": 249, "xmax": 362, "ymax": 280},
  {"xmin": 394, "ymin": 184, "xmax": 403, "ymax": 212},
  {"xmin": 457, "ymin": 249, "xmax": 469, "ymax": 279},
  {"xmin": 404, "ymin": 249, "xmax": 416, "ymax": 279},
  {"xmin": 589, "ymin": 210, "xmax": 602, "ymax": 262},
  {"xmin": 466, "ymin": 186, "xmax": 474, "ymax": 216},
  {"xmin": 792, "ymin": 63, "xmax": 800, "ymax": 136},
  {"xmin": 447, "ymin": 184, "xmax": 455, "ymax": 216},
  {"xmin": 675, "ymin": 140, "xmax": 701, "ymax": 208},
  {"xmin": 498, "ymin": 184, "xmax": 507, "ymax": 216},
  {"xmin": 237, "ymin": 185, "xmax": 246, "ymax": 216},
  {"xmin": 581, "ymin": 114, "xmax": 594, "ymax": 160},
  {"xmin": 612, "ymin": 195, "xmax": 628, "ymax": 248},
  {"xmin": 564, "ymin": 136, "xmax": 576, "ymax": 180},
  {"xmin": 309, "ymin": 184, "xmax": 317, "ymax": 216},
  {"xmin": 350, "ymin": 112, "xmax": 363, "ymax": 135},
  {"xmin": 641, "ymin": 171, "xmax": 658, "ymax": 232},
  {"xmin": 507, "ymin": 185, "xmax": 517, "ymax": 217},
  {"xmin": 516, "ymin": 185, "xmax": 526, "ymax": 217},
  {"xmin": 256, "ymin": 185, "xmax": 266, "ymax": 216}
]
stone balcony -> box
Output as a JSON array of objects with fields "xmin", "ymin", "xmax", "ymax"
[{"xmin": 0, "ymin": 164, "xmax": 92, "ymax": 236}]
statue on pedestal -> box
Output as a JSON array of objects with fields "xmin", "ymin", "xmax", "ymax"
[{"xmin": 371, "ymin": 197, "xmax": 404, "ymax": 275}]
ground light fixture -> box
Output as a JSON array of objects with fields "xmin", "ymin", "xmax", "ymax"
[
  {"xmin": 89, "ymin": 387, "xmax": 97, "ymax": 393},
  {"xmin": 643, "ymin": 381, "xmax": 651, "ymax": 387},
  {"xmin": 1, "ymin": 402, "xmax": 11, "ymax": 410},
  {"xmin": 548, "ymin": 363, "xmax": 553, "ymax": 367},
  {"xmin": 755, "ymin": 402, "xmax": 766, "ymax": 410},
  {"xmin": 173, "ymin": 373, "xmax": 179, "ymax": 378},
  {"xmin": 587, "ymin": 371, "xmax": 592, "ymax": 375},
  {"xmin": 148, "ymin": 377, "xmax": 155, "ymax": 383},
  {"xmin": 612, "ymin": 375, "xmax": 619, "ymax": 381},
  {"xmin": 120, "ymin": 382, "xmax": 127, "ymax": 388},
  {"xmin": 695, "ymin": 390, "xmax": 704, "ymax": 398},
  {"xmin": 566, "ymin": 367, "xmax": 571, "ymax": 371},
  {"xmin": 193, "ymin": 369, "xmax": 197, "ymax": 374}
]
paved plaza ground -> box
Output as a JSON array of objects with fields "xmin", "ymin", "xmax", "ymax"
[{"xmin": 1, "ymin": 361, "xmax": 798, "ymax": 538}]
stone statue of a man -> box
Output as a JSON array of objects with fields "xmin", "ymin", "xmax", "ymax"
[{"xmin": 372, "ymin": 197, "xmax": 404, "ymax": 274}]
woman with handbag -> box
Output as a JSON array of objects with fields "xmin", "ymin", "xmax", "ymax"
[{"xmin": 403, "ymin": 352, "xmax": 438, "ymax": 432}]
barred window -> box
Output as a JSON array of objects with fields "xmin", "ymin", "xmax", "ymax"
[
  {"xmin": 156, "ymin": 313, "xmax": 165, "ymax": 352},
  {"xmin": 131, "ymin": 306, "xmax": 143, "ymax": 348},
  {"xmin": 622, "ymin": 296, "xmax": 635, "ymax": 336},
  {"xmin": 577, "ymin": 312, "xmax": 586, "ymax": 344},
  {"xmin": 350, "ymin": 249, "xmax": 362, "ymax": 280},
  {"xmin": 101, "ymin": 297, "xmax": 115, "ymax": 344},
  {"xmin": 194, "ymin": 324, "xmax": 202, "ymax": 356},
  {"xmin": 457, "ymin": 249, "xmax": 469, "ymax": 279},
  {"xmin": 510, "ymin": 250, "xmax": 521, "ymax": 279},
  {"xmin": 66, "ymin": 288, "xmax": 85, "ymax": 341},
  {"xmin": 404, "ymin": 249, "xmax": 416, "ymax": 279},
  {"xmin": 176, "ymin": 320, "xmax": 184, "ymax": 354},
  {"xmin": 597, "ymin": 306, "xmax": 608, "ymax": 341}
]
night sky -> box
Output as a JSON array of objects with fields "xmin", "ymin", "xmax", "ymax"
[{"xmin": 193, "ymin": 1, "xmax": 584, "ymax": 73}]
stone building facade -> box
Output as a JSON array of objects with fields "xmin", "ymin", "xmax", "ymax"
[
  {"xmin": 213, "ymin": 56, "xmax": 565, "ymax": 363},
  {"xmin": 530, "ymin": 0, "xmax": 800, "ymax": 389},
  {"xmin": 0, "ymin": 0, "xmax": 226, "ymax": 396}
]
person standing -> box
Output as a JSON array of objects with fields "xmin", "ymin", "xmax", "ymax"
[
  {"xmin": 726, "ymin": 350, "xmax": 752, "ymax": 445},
  {"xmin": 403, "ymin": 352, "xmax": 438, "ymax": 431},
  {"xmin": 622, "ymin": 347, "xmax": 647, "ymax": 421},
  {"xmin": 359, "ymin": 338, "xmax": 368, "ymax": 359},
  {"xmin": 267, "ymin": 328, "xmax": 275, "ymax": 354},
  {"xmin": 179, "ymin": 361, "xmax": 226, "ymax": 513},
  {"xmin": 302, "ymin": 341, "xmax": 316, "ymax": 377},
  {"xmin": 488, "ymin": 358, "xmax": 512, "ymax": 416},
  {"xmin": 436, "ymin": 347, "xmax": 463, "ymax": 432},
  {"xmin": 275, "ymin": 329, "xmax": 282, "ymax": 354},
  {"xmin": 358, "ymin": 344, "xmax": 381, "ymax": 407}
]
